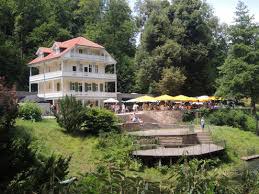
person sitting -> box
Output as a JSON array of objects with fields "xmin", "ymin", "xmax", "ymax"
[{"xmin": 131, "ymin": 113, "xmax": 143, "ymax": 123}]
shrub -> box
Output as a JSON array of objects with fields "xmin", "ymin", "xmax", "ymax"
[
  {"xmin": 83, "ymin": 108, "xmax": 119, "ymax": 134},
  {"xmin": 1, "ymin": 125, "xmax": 70, "ymax": 193},
  {"xmin": 208, "ymin": 109, "xmax": 256, "ymax": 131},
  {"xmin": 55, "ymin": 96, "xmax": 85, "ymax": 133},
  {"xmin": 18, "ymin": 101, "xmax": 42, "ymax": 121},
  {"xmin": 182, "ymin": 110, "xmax": 195, "ymax": 122},
  {"xmin": 0, "ymin": 80, "xmax": 18, "ymax": 129}
]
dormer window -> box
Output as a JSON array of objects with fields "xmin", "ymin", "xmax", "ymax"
[{"xmin": 60, "ymin": 47, "xmax": 66, "ymax": 52}]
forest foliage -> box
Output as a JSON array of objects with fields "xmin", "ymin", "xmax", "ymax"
[{"xmin": 0, "ymin": 0, "xmax": 258, "ymax": 108}]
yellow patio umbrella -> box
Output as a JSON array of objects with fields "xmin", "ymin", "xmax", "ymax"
[
  {"xmin": 155, "ymin": 94, "xmax": 175, "ymax": 101},
  {"xmin": 209, "ymin": 96, "xmax": 223, "ymax": 101},
  {"xmin": 197, "ymin": 96, "xmax": 222, "ymax": 102},
  {"xmin": 129, "ymin": 95, "xmax": 157, "ymax": 103},
  {"xmin": 172, "ymin": 95, "xmax": 197, "ymax": 102}
]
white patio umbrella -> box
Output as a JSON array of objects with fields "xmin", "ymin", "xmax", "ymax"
[
  {"xmin": 125, "ymin": 98, "xmax": 138, "ymax": 103},
  {"xmin": 197, "ymin": 95, "xmax": 210, "ymax": 102},
  {"xmin": 103, "ymin": 98, "xmax": 119, "ymax": 103}
]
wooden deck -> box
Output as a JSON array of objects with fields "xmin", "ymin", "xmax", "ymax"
[
  {"xmin": 133, "ymin": 144, "xmax": 224, "ymax": 157},
  {"xmin": 241, "ymin": 154, "xmax": 259, "ymax": 161},
  {"xmin": 129, "ymin": 129, "xmax": 195, "ymax": 136}
]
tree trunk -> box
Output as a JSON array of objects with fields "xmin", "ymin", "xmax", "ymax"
[{"xmin": 251, "ymin": 97, "xmax": 256, "ymax": 115}]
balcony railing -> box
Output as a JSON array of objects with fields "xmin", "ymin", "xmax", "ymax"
[
  {"xmin": 30, "ymin": 71, "xmax": 62, "ymax": 82},
  {"xmin": 62, "ymin": 71, "xmax": 116, "ymax": 80},
  {"xmin": 30, "ymin": 71, "xmax": 116, "ymax": 82},
  {"xmin": 38, "ymin": 91, "xmax": 117, "ymax": 99},
  {"xmin": 69, "ymin": 53, "xmax": 115, "ymax": 64}
]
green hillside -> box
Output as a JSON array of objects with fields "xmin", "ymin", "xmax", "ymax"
[{"xmin": 16, "ymin": 119, "xmax": 259, "ymax": 177}]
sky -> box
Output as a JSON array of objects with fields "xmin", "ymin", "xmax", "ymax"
[{"xmin": 128, "ymin": 0, "xmax": 259, "ymax": 24}]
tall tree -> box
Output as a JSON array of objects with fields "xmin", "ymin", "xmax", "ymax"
[
  {"xmin": 154, "ymin": 67, "xmax": 186, "ymax": 95},
  {"xmin": 135, "ymin": 0, "xmax": 227, "ymax": 96},
  {"xmin": 83, "ymin": 0, "xmax": 137, "ymax": 92},
  {"xmin": 216, "ymin": 1, "xmax": 259, "ymax": 114}
]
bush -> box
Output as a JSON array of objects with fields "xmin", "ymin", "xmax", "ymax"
[
  {"xmin": 84, "ymin": 108, "xmax": 119, "ymax": 134},
  {"xmin": 208, "ymin": 109, "xmax": 256, "ymax": 131},
  {"xmin": 18, "ymin": 101, "xmax": 42, "ymax": 121},
  {"xmin": 182, "ymin": 110, "xmax": 195, "ymax": 122},
  {"xmin": 0, "ymin": 125, "xmax": 70, "ymax": 193},
  {"xmin": 55, "ymin": 96, "xmax": 85, "ymax": 133},
  {"xmin": 0, "ymin": 82, "xmax": 18, "ymax": 129}
]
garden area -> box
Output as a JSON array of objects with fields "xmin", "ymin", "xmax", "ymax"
[{"xmin": 4, "ymin": 95, "xmax": 258, "ymax": 193}]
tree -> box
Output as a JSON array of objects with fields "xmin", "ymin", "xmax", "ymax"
[
  {"xmin": 55, "ymin": 95, "xmax": 85, "ymax": 133},
  {"xmin": 155, "ymin": 67, "xmax": 186, "ymax": 95},
  {"xmin": 82, "ymin": 0, "xmax": 137, "ymax": 92},
  {"xmin": 0, "ymin": 34, "xmax": 22, "ymax": 87},
  {"xmin": 216, "ymin": 1, "xmax": 259, "ymax": 114},
  {"xmin": 135, "ymin": 0, "xmax": 226, "ymax": 96}
]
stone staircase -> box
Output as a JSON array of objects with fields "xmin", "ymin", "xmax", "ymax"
[
  {"xmin": 158, "ymin": 136, "xmax": 183, "ymax": 147},
  {"xmin": 196, "ymin": 131, "xmax": 213, "ymax": 144}
]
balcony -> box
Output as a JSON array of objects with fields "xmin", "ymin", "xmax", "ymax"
[
  {"xmin": 30, "ymin": 71, "xmax": 116, "ymax": 82},
  {"xmin": 62, "ymin": 71, "xmax": 116, "ymax": 80},
  {"xmin": 69, "ymin": 53, "xmax": 115, "ymax": 64},
  {"xmin": 30, "ymin": 71, "xmax": 62, "ymax": 82},
  {"xmin": 38, "ymin": 91, "xmax": 117, "ymax": 99},
  {"xmin": 67, "ymin": 91, "xmax": 117, "ymax": 98}
]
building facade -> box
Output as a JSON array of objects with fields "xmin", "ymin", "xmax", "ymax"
[{"xmin": 28, "ymin": 37, "xmax": 117, "ymax": 106}]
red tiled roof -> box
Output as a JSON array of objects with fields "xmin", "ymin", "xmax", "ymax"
[
  {"xmin": 39, "ymin": 47, "xmax": 52, "ymax": 53},
  {"xmin": 60, "ymin": 37, "xmax": 104, "ymax": 49},
  {"xmin": 29, "ymin": 37, "xmax": 104, "ymax": 65}
]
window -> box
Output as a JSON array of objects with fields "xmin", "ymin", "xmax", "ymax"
[
  {"xmin": 94, "ymin": 65, "xmax": 98, "ymax": 73},
  {"xmin": 79, "ymin": 49, "xmax": 83, "ymax": 54},
  {"xmin": 75, "ymin": 82, "xmax": 79, "ymax": 92},
  {"xmin": 89, "ymin": 64, "xmax": 92, "ymax": 73},
  {"xmin": 84, "ymin": 66, "xmax": 88, "ymax": 72},
  {"xmin": 100, "ymin": 83, "xmax": 104, "ymax": 92},
  {"xmin": 79, "ymin": 64, "xmax": 83, "ymax": 72},
  {"xmin": 72, "ymin": 66, "xmax": 77, "ymax": 72},
  {"xmin": 70, "ymin": 82, "xmax": 75, "ymax": 91},
  {"xmin": 78, "ymin": 83, "xmax": 82, "ymax": 92},
  {"xmin": 57, "ymin": 83, "xmax": 60, "ymax": 91},
  {"xmin": 85, "ymin": 83, "xmax": 91, "ymax": 92},
  {"xmin": 92, "ymin": 83, "xmax": 98, "ymax": 92},
  {"xmin": 70, "ymin": 82, "xmax": 81, "ymax": 92}
]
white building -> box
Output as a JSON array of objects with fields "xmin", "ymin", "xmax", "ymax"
[{"xmin": 28, "ymin": 37, "xmax": 117, "ymax": 106}]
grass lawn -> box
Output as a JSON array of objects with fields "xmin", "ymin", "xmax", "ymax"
[
  {"xmin": 16, "ymin": 119, "xmax": 101, "ymax": 176},
  {"xmin": 212, "ymin": 125, "xmax": 259, "ymax": 160},
  {"xmin": 16, "ymin": 119, "xmax": 259, "ymax": 179}
]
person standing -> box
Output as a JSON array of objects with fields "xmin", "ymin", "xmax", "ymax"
[
  {"xmin": 133, "ymin": 103, "xmax": 139, "ymax": 112},
  {"xmin": 201, "ymin": 117, "xmax": 205, "ymax": 130}
]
